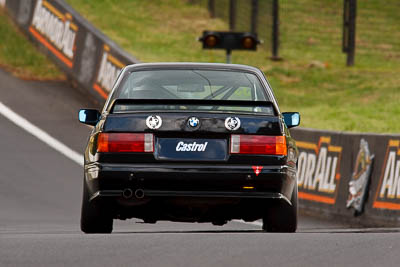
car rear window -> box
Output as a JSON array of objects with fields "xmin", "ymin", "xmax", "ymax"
[{"xmin": 113, "ymin": 69, "xmax": 274, "ymax": 114}]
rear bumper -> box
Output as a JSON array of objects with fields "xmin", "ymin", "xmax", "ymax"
[
  {"xmin": 85, "ymin": 162, "xmax": 297, "ymax": 203},
  {"xmin": 91, "ymin": 190, "xmax": 290, "ymax": 203}
]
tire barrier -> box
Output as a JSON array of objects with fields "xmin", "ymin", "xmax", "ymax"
[
  {"xmin": 292, "ymin": 128, "xmax": 400, "ymax": 226},
  {"xmin": 2, "ymin": 0, "xmax": 139, "ymax": 104},
  {"xmin": 3, "ymin": 0, "xmax": 399, "ymax": 226}
]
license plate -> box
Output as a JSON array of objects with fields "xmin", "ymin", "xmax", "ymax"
[{"xmin": 156, "ymin": 138, "xmax": 228, "ymax": 161}]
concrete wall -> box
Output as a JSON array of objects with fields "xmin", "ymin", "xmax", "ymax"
[{"xmin": 292, "ymin": 128, "xmax": 400, "ymax": 225}]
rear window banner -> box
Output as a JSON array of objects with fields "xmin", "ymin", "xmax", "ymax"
[
  {"xmin": 373, "ymin": 139, "xmax": 400, "ymax": 211},
  {"xmin": 346, "ymin": 138, "xmax": 374, "ymax": 215},
  {"xmin": 296, "ymin": 136, "xmax": 342, "ymax": 205},
  {"xmin": 29, "ymin": 0, "xmax": 78, "ymax": 68}
]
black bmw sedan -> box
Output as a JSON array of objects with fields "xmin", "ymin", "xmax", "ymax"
[{"xmin": 78, "ymin": 63, "xmax": 300, "ymax": 233}]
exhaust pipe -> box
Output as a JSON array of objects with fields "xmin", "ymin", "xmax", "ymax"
[
  {"xmin": 135, "ymin": 189, "xmax": 145, "ymax": 199},
  {"xmin": 122, "ymin": 188, "xmax": 133, "ymax": 199}
]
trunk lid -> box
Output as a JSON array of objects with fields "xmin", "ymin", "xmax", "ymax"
[{"xmin": 103, "ymin": 112, "xmax": 283, "ymax": 163}]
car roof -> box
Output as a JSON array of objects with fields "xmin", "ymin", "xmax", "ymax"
[{"xmin": 123, "ymin": 62, "xmax": 264, "ymax": 75}]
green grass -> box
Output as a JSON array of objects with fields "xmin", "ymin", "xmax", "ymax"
[
  {"xmin": 0, "ymin": 9, "xmax": 64, "ymax": 80},
  {"xmin": 275, "ymin": 0, "xmax": 400, "ymax": 133}
]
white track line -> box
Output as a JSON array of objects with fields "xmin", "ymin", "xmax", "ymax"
[
  {"xmin": 0, "ymin": 101, "xmax": 262, "ymax": 228},
  {"xmin": 0, "ymin": 102, "xmax": 84, "ymax": 166}
]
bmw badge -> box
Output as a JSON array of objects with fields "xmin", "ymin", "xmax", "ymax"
[{"xmin": 188, "ymin": 117, "xmax": 200, "ymax": 128}]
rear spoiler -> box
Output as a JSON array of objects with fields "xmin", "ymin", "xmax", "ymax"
[{"xmin": 108, "ymin": 98, "xmax": 275, "ymax": 113}]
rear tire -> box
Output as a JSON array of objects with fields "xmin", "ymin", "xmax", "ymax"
[
  {"xmin": 262, "ymin": 185, "xmax": 298, "ymax": 233},
  {"xmin": 80, "ymin": 179, "xmax": 113, "ymax": 234}
]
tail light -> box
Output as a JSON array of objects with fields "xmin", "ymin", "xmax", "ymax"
[
  {"xmin": 97, "ymin": 133, "xmax": 154, "ymax": 153},
  {"xmin": 230, "ymin": 135, "xmax": 287, "ymax": 155}
]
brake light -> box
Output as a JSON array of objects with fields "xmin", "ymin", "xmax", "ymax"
[
  {"xmin": 97, "ymin": 133, "xmax": 154, "ymax": 153},
  {"xmin": 230, "ymin": 135, "xmax": 287, "ymax": 155}
]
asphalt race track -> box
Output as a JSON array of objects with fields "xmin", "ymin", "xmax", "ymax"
[{"xmin": 1, "ymin": 68, "xmax": 399, "ymax": 267}]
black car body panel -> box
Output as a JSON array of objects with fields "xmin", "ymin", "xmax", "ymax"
[
  {"xmin": 103, "ymin": 113, "xmax": 282, "ymax": 135},
  {"xmin": 79, "ymin": 63, "xmax": 299, "ymax": 231}
]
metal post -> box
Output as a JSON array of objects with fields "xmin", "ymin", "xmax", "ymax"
[
  {"xmin": 208, "ymin": 0, "xmax": 215, "ymax": 18},
  {"xmin": 271, "ymin": 0, "xmax": 281, "ymax": 60},
  {"xmin": 346, "ymin": 0, "xmax": 357, "ymax": 66},
  {"xmin": 229, "ymin": 0, "xmax": 237, "ymax": 31},
  {"xmin": 343, "ymin": 0, "xmax": 349, "ymax": 53},
  {"xmin": 251, "ymin": 0, "xmax": 259, "ymax": 34},
  {"xmin": 226, "ymin": 49, "xmax": 232, "ymax": 64}
]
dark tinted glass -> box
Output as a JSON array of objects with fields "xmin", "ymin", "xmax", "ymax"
[
  {"xmin": 117, "ymin": 70, "xmax": 268, "ymax": 101},
  {"xmin": 113, "ymin": 70, "xmax": 273, "ymax": 114}
]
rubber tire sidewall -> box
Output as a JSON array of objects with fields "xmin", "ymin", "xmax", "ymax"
[
  {"xmin": 263, "ymin": 185, "xmax": 298, "ymax": 233},
  {"xmin": 80, "ymin": 179, "xmax": 113, "ymax": 234}
]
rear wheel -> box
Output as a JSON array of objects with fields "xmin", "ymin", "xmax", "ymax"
[
  {"xmin": 80, "ymin": 180, "xmax": 113, "ymax": 234},
  {"xmin": 262, "ymin": 185, "xmax": 298, "ymax": 233}
]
